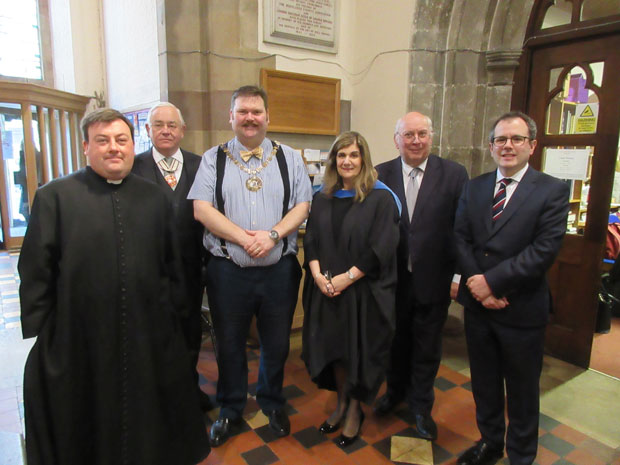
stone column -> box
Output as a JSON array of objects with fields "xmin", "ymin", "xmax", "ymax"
[{"xmin": 156, "ymin": 0, "xmax": 275, "ymax": 154}]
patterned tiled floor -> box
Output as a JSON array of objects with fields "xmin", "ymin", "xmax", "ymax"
[
  {"xmin": 196, "ymin": 335, "xmax": 620, "ymax": 465},
  {"xmin": 1, "ymin": 250, "xmax": 620, "ymax": 464}
]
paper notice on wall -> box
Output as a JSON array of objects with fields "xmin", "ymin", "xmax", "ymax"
[
  {"xmin": 304, "ymin": 149, "xmax": 321, "ymax": 162},
  {"xmin": 543, "ymin": 148, "xmax": 590, "ymax": 180}
]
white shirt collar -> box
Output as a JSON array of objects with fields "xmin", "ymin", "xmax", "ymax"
[
  {"xmin": 152, "ymin": 147, "xmax": 183, "ymax": 164},
  {"xmin": 496, "ymin": 164, "xmax": 529, "ymax": 184},
  {"xmin": 401, "ymin": 156, "xmax": 429, "ymax": 176}
]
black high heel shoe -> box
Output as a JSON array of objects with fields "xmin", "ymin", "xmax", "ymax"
[
  {"xmin": 320, "ymin": 397, "xmax": 349, "ymax": 434},
  {"xmin": 318, "ymin": 419, "xmax": 340, "ymax": 434},
  {"xmin": 337, "ymin": 409, "xmax": 365, "ymax": 447}
]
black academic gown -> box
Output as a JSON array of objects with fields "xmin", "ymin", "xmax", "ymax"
[
  {"xmin": 18, "ymin": 167, "xmax": 210, "ymax": 465},
  {"xmin": 301, "ymin": 188, "xmax": 400, "ymax": 402}
]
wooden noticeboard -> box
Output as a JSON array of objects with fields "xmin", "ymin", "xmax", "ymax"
[{"xmin": 260, "ymin": 69, "xmax": 340, "ymax": 135}]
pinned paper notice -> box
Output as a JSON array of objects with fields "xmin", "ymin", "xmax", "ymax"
[
  {"xmin": 543, "ymin": 148, "xmax": 589, "ymax": 180},
  {"xmin": 304, "ymin": 149, "xmax": 321, "ymax": 162}
]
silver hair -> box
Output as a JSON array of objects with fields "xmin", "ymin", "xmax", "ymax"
[
  {"xmin": 147, "ymin": 102, "xmax": 186, "ymax": 127},
  {"xmin": 394, "ymin": 113, "xmax": 434, "ymax": 135}
]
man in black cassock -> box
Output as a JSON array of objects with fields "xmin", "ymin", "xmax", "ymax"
[{"xmin": 18, "ymin": 108, "xmax": 210, "ymax": 465}]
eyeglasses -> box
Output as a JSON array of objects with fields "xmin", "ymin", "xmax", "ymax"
[
  {"xmin": 492, "ymin": 135, "xmax": 531, "ymax": 147},
  {"xmin": 151, "ymin": 122, "xmax": 180, "ymax": 130},
  {"xmin": 399, "ymin": 131, "xmax": 430, "ymax": 141}
]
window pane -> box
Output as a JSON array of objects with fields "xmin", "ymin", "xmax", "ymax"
[
  {"xmin": 541, "ymin": 145, "xmax": 593, "ymax": 235},
  {"xmin": 0, "ymin": 103, "xmax": 29, "ymax": 237},
  {"xmin": 0, "ymin": 0, "xmax": 43, "ymax": 80},
  {"xmin": 581, "ymin": 0, "xmax": 620, "ymax": 22},
  {"xmin": 545, "ymin": 65, "xmax": 601, "ymax": 135},
  {"xmin": 542, "ymin": 0, "xmax": 573, "ymax": 29}
]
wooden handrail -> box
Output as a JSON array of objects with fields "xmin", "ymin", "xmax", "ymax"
[
  {"xmin": 0, "ymin": 81, "xmax": 91, "ymax": 248},
  {"xmin": 0, "ymin": 81, "xmax": 90, "ymax": 113}
]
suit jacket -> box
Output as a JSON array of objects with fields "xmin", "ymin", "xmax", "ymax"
[
  {"xmin": 454, "ymin": 166, "xmax": 570, "ymax": 327},
  {"xmin": 132, "ymin": 148, "xmax": 205, "ymax": 309},
  {"xmin": 376, "ymin": 155, "xmax": 469, "ymax": 305}
]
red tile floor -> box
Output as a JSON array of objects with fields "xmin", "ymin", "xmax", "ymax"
[{"xmin": 195, "ymin": 330, "xmax": 620, "ymax": 465}]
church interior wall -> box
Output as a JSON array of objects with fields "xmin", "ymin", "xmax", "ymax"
[
  {"xmin": 102, "ymin": 0, "xmax": 160, "ymax": 111},
  {"xmin": 49, "ymin": 0, "xmax": 535, "ymax": 169}
]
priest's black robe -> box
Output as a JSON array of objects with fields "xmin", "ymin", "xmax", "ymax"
[
  {"xmin": 18, "ymin": 167, "xmax": 210, "ymax": 465},
  {"xmin": 301, "ymin": 188, "xmax": 400, "ymax": 403}
]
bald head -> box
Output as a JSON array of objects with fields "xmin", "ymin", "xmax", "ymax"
[{"xmin": 394, "ymin": 112, "xmax": 434, "ymax": 167}]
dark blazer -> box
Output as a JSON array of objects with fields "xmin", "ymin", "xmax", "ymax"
[
  {"xmin": 454, "ymin": 167, "xmax": 570, "ymax": 327},
  {"xmin": 376, "ymin": 154, "xmax": 469, "ymax": 305},
  {"xmin": 132, "ymin": 148, "xmax": 205, "ymax": 309}
]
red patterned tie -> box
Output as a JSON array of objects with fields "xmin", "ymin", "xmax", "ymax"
[
  {"xmin": 158, "ymin": 157, "xmax": 179, "ymax": 189},
  {"xmin": 492, "ymin": 178, "xmax": 513, "ymax": 221}
]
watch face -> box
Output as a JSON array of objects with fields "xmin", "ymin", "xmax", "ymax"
[{"xmin": 270, "ymin": 230, "xmax": 279, "ymax": 241}]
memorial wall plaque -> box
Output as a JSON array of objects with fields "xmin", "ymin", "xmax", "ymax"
[{"xmin": 263, "ymin": 0, "xmax": 339, "ymax": 53}]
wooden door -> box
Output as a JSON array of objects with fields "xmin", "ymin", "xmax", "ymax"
[{"xmin": 526, "ymin": 33, "xmax": 620, "ymax": 367}]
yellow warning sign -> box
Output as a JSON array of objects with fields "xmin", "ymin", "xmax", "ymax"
[{"xmin": 574, "ymin": 103, "xmax": 598, "ymax": 134}]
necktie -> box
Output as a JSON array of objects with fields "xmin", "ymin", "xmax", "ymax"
[
  {"xmin": 239, "ymin": 147, "xmax": 263, "ymax": 163},
  {"xmin": 492, "ymin": 178, "xmax": 513, "ymax": 221},
  {"xmin": 406, "ymin": 168, "xmax": 421, "ymax": 221},
  {"xmin": 158, "ymin": 157, "xmax": 180, "ymax": 189}
]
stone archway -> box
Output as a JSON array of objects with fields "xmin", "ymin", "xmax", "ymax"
[{"xmin": 407, "ymin": 0, "xmax": 535, "ymax": 177}]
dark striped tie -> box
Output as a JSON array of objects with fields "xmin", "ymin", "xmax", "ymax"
[{"xmin": 492, "ymin": 178, "xmax": 513, "ymax": 221}]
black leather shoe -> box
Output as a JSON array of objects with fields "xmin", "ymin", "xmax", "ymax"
[
  {"xmin": 337, "ymin": 409, "xmax": 365, "ymax": 448},
  {"xmin": 209, "ymin": 417, "xmax": 238, "ymax": 447},
  {"xmin": 266, "ymin": 409, "xmax": 290, "ymax": 437},
  {"xmin": 318, "ymin": 419, "xmax": 340, "ymax": 434},
  {"xmin": 414, "ymin": 412, "xmax": 437, "ymax": 440},
  {"xmin": 457, "ymin": 441, "xmax": 503, "ymax": 465},
  {"xmin": 373, "ymin": 393, "xmax": 403, "ymax": 417}
]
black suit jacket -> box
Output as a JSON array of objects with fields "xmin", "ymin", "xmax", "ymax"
[
  {"xmin": 376, "ymin": 155, "xmax": 468, "ymax": 305},
  {"xmin": 132, "ymin": 148, "xmax": 205, "ymax": 309},
  {"xmin": 454, "ymin": 167, "xmax": 570, "ymax": 327}
]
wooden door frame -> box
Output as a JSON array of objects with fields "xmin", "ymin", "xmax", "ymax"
[{"xmin": 511, "ymin": 10, "xmax": 620, "ymax": 366}]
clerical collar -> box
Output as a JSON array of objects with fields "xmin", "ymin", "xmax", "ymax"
[{"xmin": 107, "ymin": 179, "xmax": 123, "ymax": 185}]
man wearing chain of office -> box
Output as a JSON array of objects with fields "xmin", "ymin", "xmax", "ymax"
[{"xmin": 189, "ymin": 85, "xmax": 312, "ymax": 447}]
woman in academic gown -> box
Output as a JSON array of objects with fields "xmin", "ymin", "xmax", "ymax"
[{"xmin": 302, "ymin": 131, "xmax": 400, "ymax": 447}]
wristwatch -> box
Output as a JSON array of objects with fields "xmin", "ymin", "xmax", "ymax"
[
  {"xmin": 269, "ymin": 229, "xmax": 280, "ymax": 244},
  {"xmin": 347, "ymin": 269, "xmax": 355, "ymax": 280}
]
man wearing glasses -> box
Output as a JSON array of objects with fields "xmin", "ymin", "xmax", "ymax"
[
  {"xmin": 375, "ymin": 112, "xmax": 468, "ymax": 440},
  {"xmin": 454, "ymin": 111, "xmax": 569, "ymax": 465}
]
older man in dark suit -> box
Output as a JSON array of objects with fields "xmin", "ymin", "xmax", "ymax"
[
  {"xmin": 375, "ymin": 112, "xmax": 468, "ymax": 440},
  {"xmin": 132, "ymin": 102, "xmax": 210, "ymax": 411},
  {"xmin": 454, "ymin": 111, "xmax": 569, "ymax": 465}
]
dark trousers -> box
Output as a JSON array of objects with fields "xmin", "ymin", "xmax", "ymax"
[
  {"xmin": 464, "ymin": 309, "xmax": 545, "ymax": 465},
  {"xmin": 206, "ymin": 255, "xmax": 301, "ymax": 420},
  {"xmin": 386, "ymin": 273, "xmax": 449, "ymax": 414}
]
